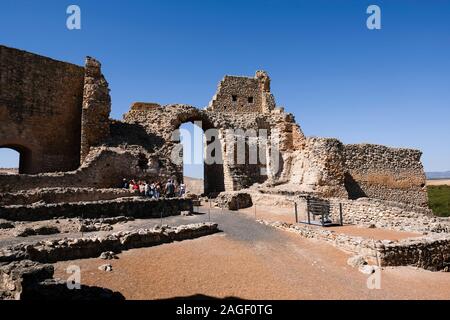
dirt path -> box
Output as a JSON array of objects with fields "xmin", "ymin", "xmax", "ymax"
[{"xmin": 53, "ymin": 208, "xmax": 450, "ymax": 300}]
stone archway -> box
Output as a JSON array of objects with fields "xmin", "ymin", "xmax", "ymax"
[
  {"xmin": 172, "ymin": 109, "xmax": 225, "ymax": 196},
  {"xmin": 0, "ymin": 144, "xmax": 32, "ymax": 174}
]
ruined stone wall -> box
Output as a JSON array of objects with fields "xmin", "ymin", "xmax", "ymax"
[
  {"xmin": 121, "ymin": 100, "xmax": 304, "ymax": 193},
  {"xmin": 259, "ymin": 220, "xmax": 450, "ymax": 271},
  {"xmin": 379, "ymin": 236, "xmax": 450, "ymax": 271},
  {"xmin": 0, "ymin": 46, "xmax": 85, "ymax": 173},
  {"xmin": 80, "ymin": 58, "xmax": 111, "ymax": 163},
  {"xmin": 0, "ymin": 188, "xmax": 133, "ymax": 206},
  {"xmin": 323, "ymin": 197, "xmax": 447, "ymax": 234},
  {"xmin": 207, "ymin": 71, "xmax": 275, "ymax": 113},
  {"xmin": 268, "ymin": 137, "xmax": 348, "ymax": 198},
  {"xmin": 344, "ymin": 144, "xmax": 428, "ymax": 206},
  {"xmin": 0, "ymin": 147, "xmax": 163, "ymax": 193},
  {"xmin": 0, "ymin": 197, "xmax": 193, "ymax": 222}
]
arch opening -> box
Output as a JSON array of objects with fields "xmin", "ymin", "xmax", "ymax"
[
  {"xmin": 0, "ymin": 145, "xmax": 31, "ymax": 174},
  {"xmin": 178, "ymin": 120, "xmax": 225, "ymax": 197}
]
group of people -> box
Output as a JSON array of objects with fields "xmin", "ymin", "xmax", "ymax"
[{"xmin": 121, "ymin": 179, "xmax": 186, "ymax": 198}]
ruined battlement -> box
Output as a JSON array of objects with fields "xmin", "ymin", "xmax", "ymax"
[{"xmin": 207, "ymin": 71, "xmax": 276, "ymax": 113}]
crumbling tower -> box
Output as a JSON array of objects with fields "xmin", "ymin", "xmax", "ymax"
[
  {"xmin": 80, "ymin": 57, "xmax": 111, "ymax": 163},
  {"xmin": 207, "ymin": 70, "xmax": 276, "ymax": 113}
]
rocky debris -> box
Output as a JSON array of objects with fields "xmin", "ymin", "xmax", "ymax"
[
  {"xmin": 359, "ymin": 265, "xmax": 377, "ymax": 275},
  {"xmin": 21, "ymin": 279, "xmax": 125, "ymax": 301},
  {"xmin": 214, "ymin": 192, "xmax": 253, "ymax": 211},
  {"xmin": 347, "ymin": 255, "xmax": 368, "ymax": 268},
  {"xmin": 0, "ymin": 221, "xmax": 14, "ymax": 229},
  {"xmin": 79, "ymin": 223, "xmax": 113, "ymax": 233},
  {"xmin": 0, "ymin": 260, "xmax": 124, "ymax": 300},
  {"xmin": 185, "ymin": 193, "xmax": 199, "ymax": 200},
  {"xmin": 78, "ymin": 216, "xmax": 134, "ymax": 233},
  {"xmin": 99, "ymin": 251, "xmax": 118, "ymax": 260},
  {"xmin": 0, "ymin": 222, "xmax": 219, "ymax": 264},
  {"xmin": 98, "ymin": 264, "xmax": 113, "ymax": 272},
  {"xmin": 15, "ymin": 226, "xmax": 60, "ymax": 237},
  {"xmin": 0, "ymin": 260, "xmax": 54, "ymax": 300}
]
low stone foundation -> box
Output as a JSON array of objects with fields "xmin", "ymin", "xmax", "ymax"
[
  {"xmin": 380, "ymin": 237, "xmax": 450, "ymax": 271},
  {"xmin": 0, "ymin": 197, "xmax": 193, "ymax": 221},
  {"xmin": 0, "ymin": 188, "xmax": 133, "ymax": 206},
  {"xmin": 323, "ymin": 197, "xmax": 449, "ymax": 234},
  {"xmin": 0, "ymin": 222, "xmax": 219, "ymax": 264},
  {"xmin": 259, "ymin": 220, "xmax": 450, "ymax": 271}
]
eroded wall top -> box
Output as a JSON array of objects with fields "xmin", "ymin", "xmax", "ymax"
[{"xmin": 207, "ymin": 71, "xmax": 276, "ymax": 113}]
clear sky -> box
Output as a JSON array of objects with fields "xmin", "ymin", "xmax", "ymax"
[{"xmin": 1, "ymin": 0, "xmax": 449, "ymax": 177}]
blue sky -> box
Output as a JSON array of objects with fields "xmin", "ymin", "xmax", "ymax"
[{"xmin": 1, "ymin": 0, "xmax": 449, "ymax": 177}]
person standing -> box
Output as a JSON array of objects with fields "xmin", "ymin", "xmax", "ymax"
[
  {"xmin": 179, "ymin": 182, "xmax": 186, "ymax": 197},
  {"xmin": 165, "ymin": 179, "xmax": 175, "ymax": 198},
  {"xmin": 144, "ymin": 181, "xmax": 150, "ymax": 197},
  {"xmin": 155, "ymin": 183, "xmax": 161, "ymax": 199},
  {"xmin": 122, "ymin": 178, "xmax": 129, "ymax": 189}
]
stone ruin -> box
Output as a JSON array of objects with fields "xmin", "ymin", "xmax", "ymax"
[
  {"xmin": 0, "ymin": 45, "xmax": 428, "ymax": 207},
  {"xmin": 0, "ymin": 45, "xmax": 448, "ymax": 299}
]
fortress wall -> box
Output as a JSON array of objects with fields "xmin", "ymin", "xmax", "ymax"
[
  {"xmin": 0, "ymin": 147, "xmax": 164, "ymax": 193},
  {"xmin": 344, "ymin": 144, "xmax": 428, "ymax": 206},
  {"xmin": 0, "ymin": 46, "xmax": 85, "ymax": 173}
]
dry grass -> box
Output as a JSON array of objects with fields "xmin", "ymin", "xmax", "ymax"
[{"xmin": 427, "ymin": 179, "xmax": 450, "ymax": 186}]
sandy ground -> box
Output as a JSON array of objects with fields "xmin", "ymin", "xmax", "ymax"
[
  {"xmin": 427, "ymin": 179, "xmax": 450, "ymax": 186},
  {"xmin": 53, "ymin": 206, "xmax": 450, "ymax": 300}
]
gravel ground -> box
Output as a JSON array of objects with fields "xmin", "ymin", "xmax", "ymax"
[{"xmin": 52, "ymin": 207, "xmax": 450, "ymax": 300}]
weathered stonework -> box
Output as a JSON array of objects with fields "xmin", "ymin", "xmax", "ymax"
[
  {"xmin": 0, "ymin": 46, "xmax": 84, "ymax": 173},
  {"xmin": 344, "ymin": 144, "xmax": 428, "ymax": 207},
  {"xmin": 0, "ymin": 45, "xmax": 430, "ymax": 210},
  {"xmin": 259, "ymin": 220, "xmax": 450, "ymax": 271},
  {"xmin": 80, "ymin": 57, "xmax": 111, "ymax": 163},
  {"xmin": 0, "ymin": 222, "xmax": 219, "ymax": 264},
  {"xmin": 0, "ymin": 197, "xmax": 193, "ymax": 222},
  {"xmin": 207, "ymin": 71, "xmax": 276, "ymax": 113},
  {"xmin": 0, "ymin": 188, "xmax": 134, "ymax": 206}
]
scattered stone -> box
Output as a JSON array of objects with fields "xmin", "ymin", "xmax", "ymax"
[
  {"xmin": 15, "ymin": 226, "xmax": 60, "ymax": 237},
  {"xmin": 98, "ymin": 264, "xmax": 113, "ymax": 272},
  {"xmin": 0, "ymin": 260, "xmax": 54, "ymax": 300},
  {"xmin": 0, "ymin": 221, "xmax": 14, "ymax": 229},
  {"xmin": 359, "ymin": 265, "xmax": 377, "ymax": 275},
  {"xmin": 214, "ymin": 192, "xmax": 253, "ymax": 211},
  {"xmin": 99, "ymin": 251, "xmax": 118, "ymax": 260},
  {"xmin": 347, "ymin": 255, "xmax": 368, "ymax": 268}
]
